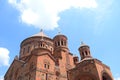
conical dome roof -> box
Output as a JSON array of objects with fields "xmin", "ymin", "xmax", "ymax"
[{"xmin": 32, "ymin": 29, "xmax": 48, "ymax": 37}]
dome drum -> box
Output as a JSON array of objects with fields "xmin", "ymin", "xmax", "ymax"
[{"xmin": 20, "ymin": 35, "xmax": 53, "ymax": 59}]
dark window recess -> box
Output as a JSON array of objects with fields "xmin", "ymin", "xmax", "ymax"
[
  {"xmin": 61, "ymin": 41, "xmax": 63, "ymax": 45},
  {"xmin": 48, "ymin": 65, "xmax": 49, "ymax": 69},
  {"xmin": 44, "ymin": 64, "xmax": 50, "ymax": 69},
  {"xmin": 46, "ymin": 73, "xmax": 48, "ymax": 80},
  {"xmin": 41, "ymin": 43, "xmax": 42, "ymax": 47},
  {"xmin": 82, "ymin": 52, "xmax": 84, "ymax": 56},
  {"xmin": 103, "ymin": 76, "xmax": 107, "ymax": 80},
  {"xmin": 85, "ymin": 51, "xmax": 88, "ymax": 55},
  {"xmin": 58, "ymin": 41, "xmax": 60, "ymax": 46},
  {"xmin": 44, "ymin": 64, "xmax": 47, "ymax": 68}
]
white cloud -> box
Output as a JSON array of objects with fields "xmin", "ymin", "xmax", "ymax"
[
  {"xmin": 0, "ymin": 76, "xmax": 4, "ymax": 80},
  {"xmin": 114, "ymin": 74, "xmax": 120, "ymax": 80},
  {"xmin": 8, "ymin": 0, "xmax": 98, "ymax": 30},
  {"xmin": 0, "ymin": 47, "xmax": 10, "ymax": 66},
  {"xmin": 92, "ymin": 0, "xmax": 113, "ymax": 34},
  {"xmin": 114, "ymin": 77, "xmax": 120, "ymax": 80}
]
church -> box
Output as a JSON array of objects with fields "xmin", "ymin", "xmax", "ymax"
[{"xmin": 4, "ymin": 30, "xmax": 113, "ymax": 80}]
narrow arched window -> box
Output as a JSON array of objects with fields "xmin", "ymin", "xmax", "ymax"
[
  {"xmin": 58, "ymin": 41, "xmax": 60, "ymax": 46},
  {"xmin": 102, "ymin": 72, "xmax": 112, "ymax": 80},
  {"xmin": 44, "ymin": 60, "xmax": 50, "ymax": 69},
  {"xmin": 61, "ymin": 40, "xmax": 64, "ymax": 45},
  {"xmin": 44, "ymin": 64, "xmax": 47, "ymax": 68},
  {"xmin": 41, "ymin": 43, "xmax": 42, "ymax": 47},
  {"xmin": 85, "ymin": 51, "xmax": 88, "ymax": 56},
  {"xmin": 82, "ymin": 52, "xmax": 84, "ymax": 56}
]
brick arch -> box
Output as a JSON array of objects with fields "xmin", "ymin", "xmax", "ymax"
[
  {"xmin": 75, "ymin": 73, "xmax": 97, "ymax": 80},
  {"xmin": 101, "ymin": 71, "xmax": 113, "ymax": 80}
]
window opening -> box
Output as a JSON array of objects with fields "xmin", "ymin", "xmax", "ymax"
[
  {"xmin": 58, "ymin": 41, "xmax": 60, "ymax": 46},
  {"xmin": 85, "ymin": 51, "xmax": 88, "ymax": 56}
]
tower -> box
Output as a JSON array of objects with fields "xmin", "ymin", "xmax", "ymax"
[
  {"xmin": 78, "ymin": 42, "xmax": 92, "ymax": 60},
  {"xmin": 67, "ymin": 42, "xmax": 113, "ymax": 80},
  {"xmin": 53, "ymin": 33, "xmax": 75, "ymax": 80},
  {"xmin": 53, "ymin": 33, "xmax": 68, "ymax": 59}
]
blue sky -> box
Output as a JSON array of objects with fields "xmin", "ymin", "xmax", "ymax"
[{"xmin": 0, "ymin": 0, "xmax": 120, "ymax": 80}]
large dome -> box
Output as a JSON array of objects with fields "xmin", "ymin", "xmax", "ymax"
[
  {"xmin": 32, "ymin": 29, "xmax": 48, "ymax": 38},
  {"xmin": 20, "ymin": 30, "xmax": 53, "ymax": 60}
]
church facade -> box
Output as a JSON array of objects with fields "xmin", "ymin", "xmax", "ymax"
[{"xmin": 4, "ymin": 30, "xmax": 113, "ymax": 80}]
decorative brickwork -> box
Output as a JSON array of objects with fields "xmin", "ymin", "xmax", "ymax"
[{"xmin": 4, "ymin": 31, "xmax": 113, "ymax": 80}]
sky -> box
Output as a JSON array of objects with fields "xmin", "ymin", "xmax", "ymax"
[{"xmin": 0, "ymin": 0, "xmax": 120, "ymax": 80}]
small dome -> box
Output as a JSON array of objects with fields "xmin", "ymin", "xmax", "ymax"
[
  {"xmin": 53, "ymin": 32, "xmax": 67, "ymax": 40},
  {"xmin": 80, "ymin": 42, "xmax": 89, "ymax": 47},
  {"xmin": 32, "ymin": 29, "xmax": 48, "ymax": 37}
]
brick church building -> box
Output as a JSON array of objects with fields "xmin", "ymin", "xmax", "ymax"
[{"xmin": 4, "ymin": 30, "xmax": 113, "ymax": 80}]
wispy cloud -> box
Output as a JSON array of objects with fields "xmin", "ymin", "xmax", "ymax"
[
  {"xmin": 8, "ymin": 0, "xmax": 98, "ymax": 30},
  {"xmin": 0, "ymin": 75, "xmax": 4, "ymax": 80},
  {"xmin": 93, "ymin": 0, "xmax": 113, "ymax": 33},
  {"xmin": 114, "ymin": 77, "xmax": 120, "ymax": 80},
  {"xmin": 114, "ymin": 74, "xmax": 120, "ymax": 80},
  {"xmin": 0, "ymin": 47, "xmax": 10, "ymax": 67}
]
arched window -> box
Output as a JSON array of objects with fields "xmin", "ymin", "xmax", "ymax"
[
  {"xmin": 102, "ymin": 72, "xmax": 112, "ymax": 80},
  {"xmin": 85, "ymin": 51, "xmax": 88, "ymax": 56},
  {"xmin": 41, "ymin": 43, "xmax": 42, "ymax": 47},
  {"xmin": 103, "ymin": 76, "xmax": 107, "ymax": 80},
  {"xmin": 58, "ymin": 41, "xmax": 60, "ymax": 46},
  {"xmin": 44, "ymin": 60, "xmax": 50, "ymax": 69},
  {"xmin": 44, "ymin": 64, "xmax": 50, "ymax": 69},
  {"xmin": 44, "ymin": 64, "xmax": 47, "ymax": 68},
  {"xmin": 82, "ymin": 52, "xmax": 84, "ymax": 56},
  {"xmin": 61, "ymin": 40, "xmax": 64, "ymax": 45}
]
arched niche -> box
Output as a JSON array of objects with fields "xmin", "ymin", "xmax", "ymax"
[{"xmin": 102, "ymin": 72, "xmax": 113, "ymax": 80}]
